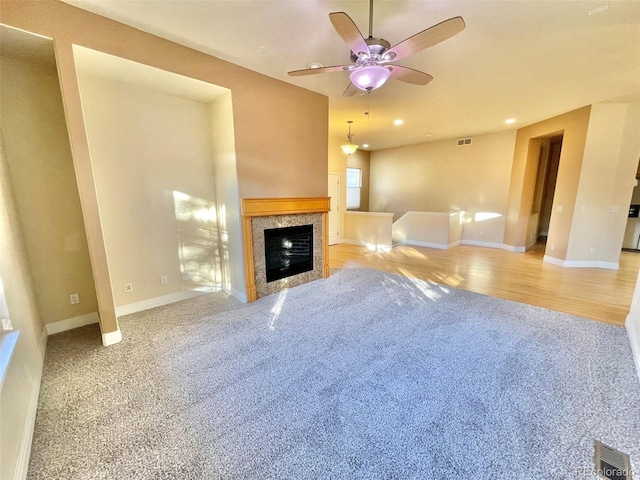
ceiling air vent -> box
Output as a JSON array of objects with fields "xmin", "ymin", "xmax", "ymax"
[
  {"xmin": 594, "ymin": 441, "xmax": 633, "ymax": 480},
  {"xmin": 457, "ymin": 137, "xmax": 472, "ymax": 146}
]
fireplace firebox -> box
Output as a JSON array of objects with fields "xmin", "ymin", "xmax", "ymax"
[{"xmin": 264, "ymin": 224, "xmax": 313, "ymax": 283}]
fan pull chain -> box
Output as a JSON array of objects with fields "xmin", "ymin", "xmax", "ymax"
[{"xmin": 364, "ymin": 90, "xmax": 371, "ymax": 120}]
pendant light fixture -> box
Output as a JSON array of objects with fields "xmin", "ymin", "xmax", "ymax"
[{"xmin": 340, "ymin": 121, "xmax": 359, "ymax": 155}]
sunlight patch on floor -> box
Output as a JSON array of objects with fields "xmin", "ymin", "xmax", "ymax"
[{"xmin": 269, "ymin": 288, "xmax": 288, "ymax": 331}]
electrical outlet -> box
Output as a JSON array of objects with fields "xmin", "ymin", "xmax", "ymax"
[
  {"xmin": 550, "ymin": 244, "xmax": 555, "ymax": 251},
  {"xmin": 124, "ymin": 283, "xmax": 133, "ymax": 293},
  {"xmin": 590, "ymin": 247, "xmax": 596, "ymax": 254},
  {"xmin": 70, "ymin": 293, "xmax": 80, "ymax": 305},
  {"xmin": 160, "ymin": 275, "xmax": 168, "ymax": 285}
]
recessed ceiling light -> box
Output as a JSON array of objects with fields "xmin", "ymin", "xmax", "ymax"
[
  {"xmin": 255, "ymin": 45, "xmax": 267, "ymax": 53},
  {"xmin": 306, "ymin": 62, "xmax": 323, "ymax": 69},
  {"xmin": 362, "ymin": 144, "xmax": 369, "ymax": 148},
  {"xmin": 505, "ymin": 118, "xmax": 516, "ymax": 124},
  {"xmin": 394, "ymin": 119, "xmax": 404, "ymax": 126}
]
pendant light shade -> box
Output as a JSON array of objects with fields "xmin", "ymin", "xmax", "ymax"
[
  {"xmin": 341, "ymin": 144, "xmax": 359, "ymax": 155},
  {"xmin": 350, "ymin": 65, "xmax": 391, "ymax": 91},
  {"xmin": 340, "ymin": 120, "xmax": 359, "ymax": 155}
]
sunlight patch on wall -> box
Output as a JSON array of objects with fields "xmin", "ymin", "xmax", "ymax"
[
  {"xmin": 474, "ymin": 212, "xmax": 502, "ymax": 222},
  {"xmin": 173, "ymin": 191, "xmax": 222, "ymax": 292}
]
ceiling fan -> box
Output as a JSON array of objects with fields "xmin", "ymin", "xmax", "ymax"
[{"xmin": 288, "ymin": 0, "xmax": 465, "ymax": 96}]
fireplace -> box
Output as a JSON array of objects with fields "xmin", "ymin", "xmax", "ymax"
[
  {"xmin": 265, "ymin": 224, "xmax": 313, "ymax": 282},
  {"xmin": 241, "ymin": 198, "xmax": 330, "ymax": 301}
]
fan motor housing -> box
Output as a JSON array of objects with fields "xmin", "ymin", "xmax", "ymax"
[{"xmin": 350, "ymin": 37, "xmax": 391, "ymax": 62}]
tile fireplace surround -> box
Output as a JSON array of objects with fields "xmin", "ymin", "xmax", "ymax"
[{"xmin": 241, "ymin": 198, "xmax": 330, "ymax": 301}]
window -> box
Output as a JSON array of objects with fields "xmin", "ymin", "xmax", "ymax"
[{"xmin": 346, "ymin": 167, "xmax": 362, "ymax": 210}]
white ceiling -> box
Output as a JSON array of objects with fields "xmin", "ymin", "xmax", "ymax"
[{"xmin": 61, "ymin": 1, "xmax": 640, "ymax": 150}]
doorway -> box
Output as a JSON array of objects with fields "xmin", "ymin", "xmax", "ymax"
[
  {"xmin": 622, "ymin": 158, "xmax": 640, "ymax": 252},
  {"xmin": 529, "ymin": 134, "xmax": 563, "ymax": 248}
]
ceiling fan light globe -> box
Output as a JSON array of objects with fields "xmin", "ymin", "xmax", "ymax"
[{"xmin": 350, "ymin": 65, "xmax": 391, "ymax": 91}]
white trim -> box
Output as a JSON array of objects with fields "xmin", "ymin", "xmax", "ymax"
[
  {"xmin": 398, "ymin": 211, "xmax": 462, "ymax": 218},
  {"xmin": 13, "ymin": 329, "xmax": 47, "ymax": 480},
  {"xmin": 400, "ymin": 239, "xmax": 455, "ymax": 250},
  {"xmin": 543, "ymin": 255, "xmax": 565, "ymax": 267},
  {"xmin": 344, "ymin": 211, "xmax": 394, "ymax": 218},
  {"xmin": 44, "ymin": 312, "xmax": 99, "ymax": 336},
  {"xmin": 115, "ymin": 290, "xmax": 212, "ymax": 316},
  {"xmin": 462, "ymin": 239, "xmax": 518, "ymax": 251},
  {"xmin": 101, "ymin": 328, "xmax": 122, "ymax": 346},
  {"xmin": 228, "ymin": 286, "xmax": 247, "ymax": 303},
  {"xmin": 626, "ymin": 314, "xmax": 640, "ymax": 386},
  {"xmin": 543, "ymin": 255, "xmax": 619, "ymax": 270},
  {"xmin": 500, "ymin": 243, "xmax": 526, "ymax": 252},
  {"xmin": 563, "ymin": 260, "xmax": 619, "ymax": 270}
]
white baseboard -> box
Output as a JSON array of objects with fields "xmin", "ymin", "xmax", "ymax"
[
  {"xmin": 44, "ymin": 312, "xmax": 99, "ymax": 336},
  {"xmin": 626, "ymin": 313, "xmax": 640, "ymax": 386},
  {"xmin": 564, "ymin": 260, "xmax": 618, "ymax": 269},
  {"xmin": 228, "ymin": 286, "xmax": 247, "ymax": 303},
  {"xmin": 543, "ymin": 255, "xmax": 619, "ymax": 270},
  {"xmin": 102, "ymin": 328, "xmax": 122, "ymax": 347},
  {"xmin": 397, "ymin": 239, "xmax": 451, "ymax": 250},
  {"xmin": 13, "ymin": 329, "xmax": 47, "ymax": 480},
  {"xmin": 499, "ymin": 243, "xmax": 526, "ymax": 253},
  {"xmin": 462, "ymin": 239, "xmax": 519, "ymax": 251},
  {"xmin": 115, "ymin": 290, "xmax": 212, "ymax": 317}
]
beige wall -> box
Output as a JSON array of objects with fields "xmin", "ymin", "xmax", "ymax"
[
  {"xmin": 392, "ymin": 212, "xmax": 464, "ymax": 249},
  {"xmin": 567, "ymin": 103, "xmax": 640, "ymax": 264},
  {"xmin": 2, "ymin": 0, "xmax": 328, "ymax": 336},
  {"xmin": 343, "ymin": 212, "xmax": 393, "ymax": 249},
  {"xmin": 76, "ymin": 72, "xmax": 223, "ymax": 307},
  {"xmin": 505, "ymin": 103, "xmax": 640, "ymax": 264},
  {"xmin": 0, "ymin": 55, "xmax": 98, "ymax": 324},
  {"xmin": 369, "ymin": 130, "xmax": 516, "ymax": 246},
  {"xmin": 0, "ymin": 116, "xmax": 46, "ymax": 480},
  {"xmin": 504, "ymin": 106, "xmax": 591, "ymax": 255},
  {"xmin": 210, "ymin": 94, "xmax": 245, "ymax": 300}
]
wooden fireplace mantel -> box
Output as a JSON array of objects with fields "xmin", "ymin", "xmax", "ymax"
[{"xmin": 241, "ymin": 197, "xmax": 330, "ymax": 302}]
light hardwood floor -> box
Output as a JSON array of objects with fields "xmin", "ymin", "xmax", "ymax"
[{"xmin": 329, "ymin": 241, "xmax": 640, "ymax": 326}]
